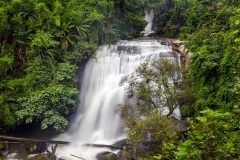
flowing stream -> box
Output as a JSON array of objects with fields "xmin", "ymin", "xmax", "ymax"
[{"xmin": 53, "ymin": 38, "xmax": 180, "ymax": 160}]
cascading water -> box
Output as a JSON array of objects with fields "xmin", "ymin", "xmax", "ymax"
[
  {"xmin": 141, "ymin": 10, "xmax": 155, "ymax": 36},
  {"xmin": 68, "ymin": 46, "xmax": 125, "ymax": 144},
  {"xmin": 53, "ymin": 39, "xmax": 181, "ymax": 160}
]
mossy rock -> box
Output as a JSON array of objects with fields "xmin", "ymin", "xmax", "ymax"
[
  {"xmin": 97, "ymin": 151, "xmax": 117, "ymax": 160},
  {"xmin": 28, "ymin": 154, "xmax": 49, "ymax": 160}
]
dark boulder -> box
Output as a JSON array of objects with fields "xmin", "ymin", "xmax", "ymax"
[
  {"xmin": 97, "ymin": 151, "xmax": 117, "ymax": 160},
  {"xmin": 112, "ymin": 139, "xmax": 127, "ymax": 149},
  {"xmin": 172, "ymin": 119, "xmax": 189, "ymax": 133}
]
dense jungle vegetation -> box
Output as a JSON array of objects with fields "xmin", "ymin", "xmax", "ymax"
[
  {"xmin": 119, "ymin": 0, "xmax": 240, "ymax": 159},
  {"xmin": 0, "ymin": 0, "xmax": 240, "ymax": 159},
  {"xmin": 0, "ymin": 0, "xmax": 145, "ymax": 132}
]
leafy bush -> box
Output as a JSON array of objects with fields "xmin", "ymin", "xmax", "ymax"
[
  {"xmin": 118, "ymin": 58, "xmax": 193, "ymax": 158},
  {"xmin": 176, "ymin": 109, "xmax": 240, "ymax": 160}
]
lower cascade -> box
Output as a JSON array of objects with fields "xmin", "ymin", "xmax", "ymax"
[{"xmin": 53, "ymin": 38, "xmax": 181, "ymax": 160}]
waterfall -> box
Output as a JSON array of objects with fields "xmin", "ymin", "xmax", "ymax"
[
  {"xmin": 141, "ymin": 10, "xmax": 155, "ymax": 36},
  {"xmin": 68, "ymin": 46, "xmax": 125, "ymax": 144},
  {"xmin": 53, "ymin": 39, "xmax": 181, "ymax": 160}
]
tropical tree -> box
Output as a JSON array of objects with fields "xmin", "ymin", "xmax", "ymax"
[
  {"xmin": 126, "ymin": 58, "xmax": 182, "ymax": 116},
  {"xmin": 0, "ymin": 0, "xmax": 148, "ymax": 133},
  {"xmin": 118, "ymin": 58, "xmax": 187, "ymax": 158}
]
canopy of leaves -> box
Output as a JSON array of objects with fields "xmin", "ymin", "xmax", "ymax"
[
  {"xmin": 126, "ymin": 58, "xmax": 182, "ymax": 115},
  {"xmin": 117, "ymin": 58, "xmax": 191, "ymax": 158},
  {"xmin": 142, "ymin": 0, "xmax": 240, "ymax": 112},
  {"xmin": 176, "ymin": 109, "xmax": 240, "ymax": 160},
  {"xmin": 146, "ymin": 0, "xmax": 240, "ymax": 112},
  {"xmin": 0, "ymin": 0, "xmax": 147, "ymax": 132},
  {"xmin": 146, "ymin": 0, "xmax": 240, "ymax": 159}
]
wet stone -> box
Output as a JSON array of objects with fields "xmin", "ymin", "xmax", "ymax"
[{"xmin": 97, "ymin": 151, "xmax": 117, "ymax": 160}]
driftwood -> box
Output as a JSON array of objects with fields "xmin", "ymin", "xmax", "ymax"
[
  {"xmin": 0, "ymin": 141, "xmax": 22, "ymax": 144},
  {"xmin": 0, "ymin": 135, "xmax": 127, "ymax": 149},
  {"xmin": 49, "ymin": 144, "xmax": 58, "ymax": 160},
  {"xmin": 71, "ymin": 154, "xmax": 86, "ymax": 160},
  {"xmin": 85, "ymin": 143, "xmax": 123, "ymax": 150},
  {"xmin": 0, "ymin": 135, "xmax": 69, "ymax": 144}
]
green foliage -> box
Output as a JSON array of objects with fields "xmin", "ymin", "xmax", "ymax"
[
  {"xmin": 0, "ymin": 0, "xmax": 147, "ymax": 132},
  {"xmin": 17, "ymin": 83, "xmax": 78, "ymax": 132},
  {"xmin": 147, "ymin": 0, "xmax": 240, "ymax": 112},
  {"xmin": 187, "ymin": 6, "xmax": 240, "ymax": 111},
  {"xmin": 0, "ymin": 54, "xmax": 13, "ymax": 76},
  {"xmin": 117, "ymin": 58, "xmax": 191, "ymax": 158},
  {"xmin": 176, "ymin": 109, "xmax": 240, "ymax": 159},
  {"xmin": 130, "ymin": 1, "xmax": 240, "ymax": 159},
  {"xmin": 177, "ymin": 76, "xmax": 195, "ymax": 117},
  {"xmin": 118, "ymin": 105, "xmax": 178, "ymax": 159},
  {"xmin": 113, "ymin": 0, "xmax": 145, "ymax": 39},
  {"xmin": 128, "ymin": 111, "xmax": 178, "ymax": 158},
  {"xmin": 126, "ymin": 58, "xmax": 181, "ymax": 116}
]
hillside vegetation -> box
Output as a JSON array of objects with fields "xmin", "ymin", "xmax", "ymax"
[
  {"xmin": 118, "ymin": 0, "xmax": 240, "ymax": 159},
  {"xmin": 0, "ymin": 0, "xmax": 240, "ymax": 159},
  {"xmin": 0, "ymin": 0, "xmax": 145, "ymax": 132}
]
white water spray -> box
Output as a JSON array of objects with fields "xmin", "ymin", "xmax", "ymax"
[
  {"xmin": 53, "ymin": 39, "xmax": 181, "ymax": 160},
  {"xmin": 141, "ymin": 10, "xmax": 155, "ymax": 36}
]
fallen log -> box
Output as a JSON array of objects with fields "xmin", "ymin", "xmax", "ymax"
[
  {"xmin": 0, "ymin": 141, "xmax": 22, "ymax": 144},
  {"xmin": 0, "ymin": 135, "xmax": 69, "ymax": 144},
  {"xmin": 71, "ymin": 154, "xmax": 86, "ymax": 160},
  {"xmin": 84, "ymin": 143, "xmax": 123, "ymax": 150},
  {"xmin": 49, "ymin": 144, "xmax": 58, "ymax": 160}
]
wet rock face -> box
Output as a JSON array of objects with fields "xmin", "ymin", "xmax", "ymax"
[
  {"xmin": 172, "ymin": 119, "xmax": 189, "ymax": 133},
  {"xmin": 97, "ymin": 151, "xmax": 117, "ymax": 160},
  {"xmin": 4, "ymin": 144, "xmax": 28, "ymax": 159},
  {"xmin": 0, "ymin": 142, "xmax": 52, "ymax": 160},
  {"xmin": 170, "ymin": 40, "xmax": 192, "ymax": 70},
  {"xmin": 112, "ymin": 139, "xmax": 127, "ymax": 149}
]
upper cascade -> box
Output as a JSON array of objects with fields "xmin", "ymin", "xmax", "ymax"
[{"xmin": 141, "ymin": 10, "xmax": 155, "ymax": 36}]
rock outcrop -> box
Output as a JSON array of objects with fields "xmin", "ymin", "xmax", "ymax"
[
  {"xmin": 97, "ymin": 151, "xmax": 117, "ymax": 160},
  {"xmin": 171, "ymin": 40, "xmax": 192, "ymax": 70}
]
